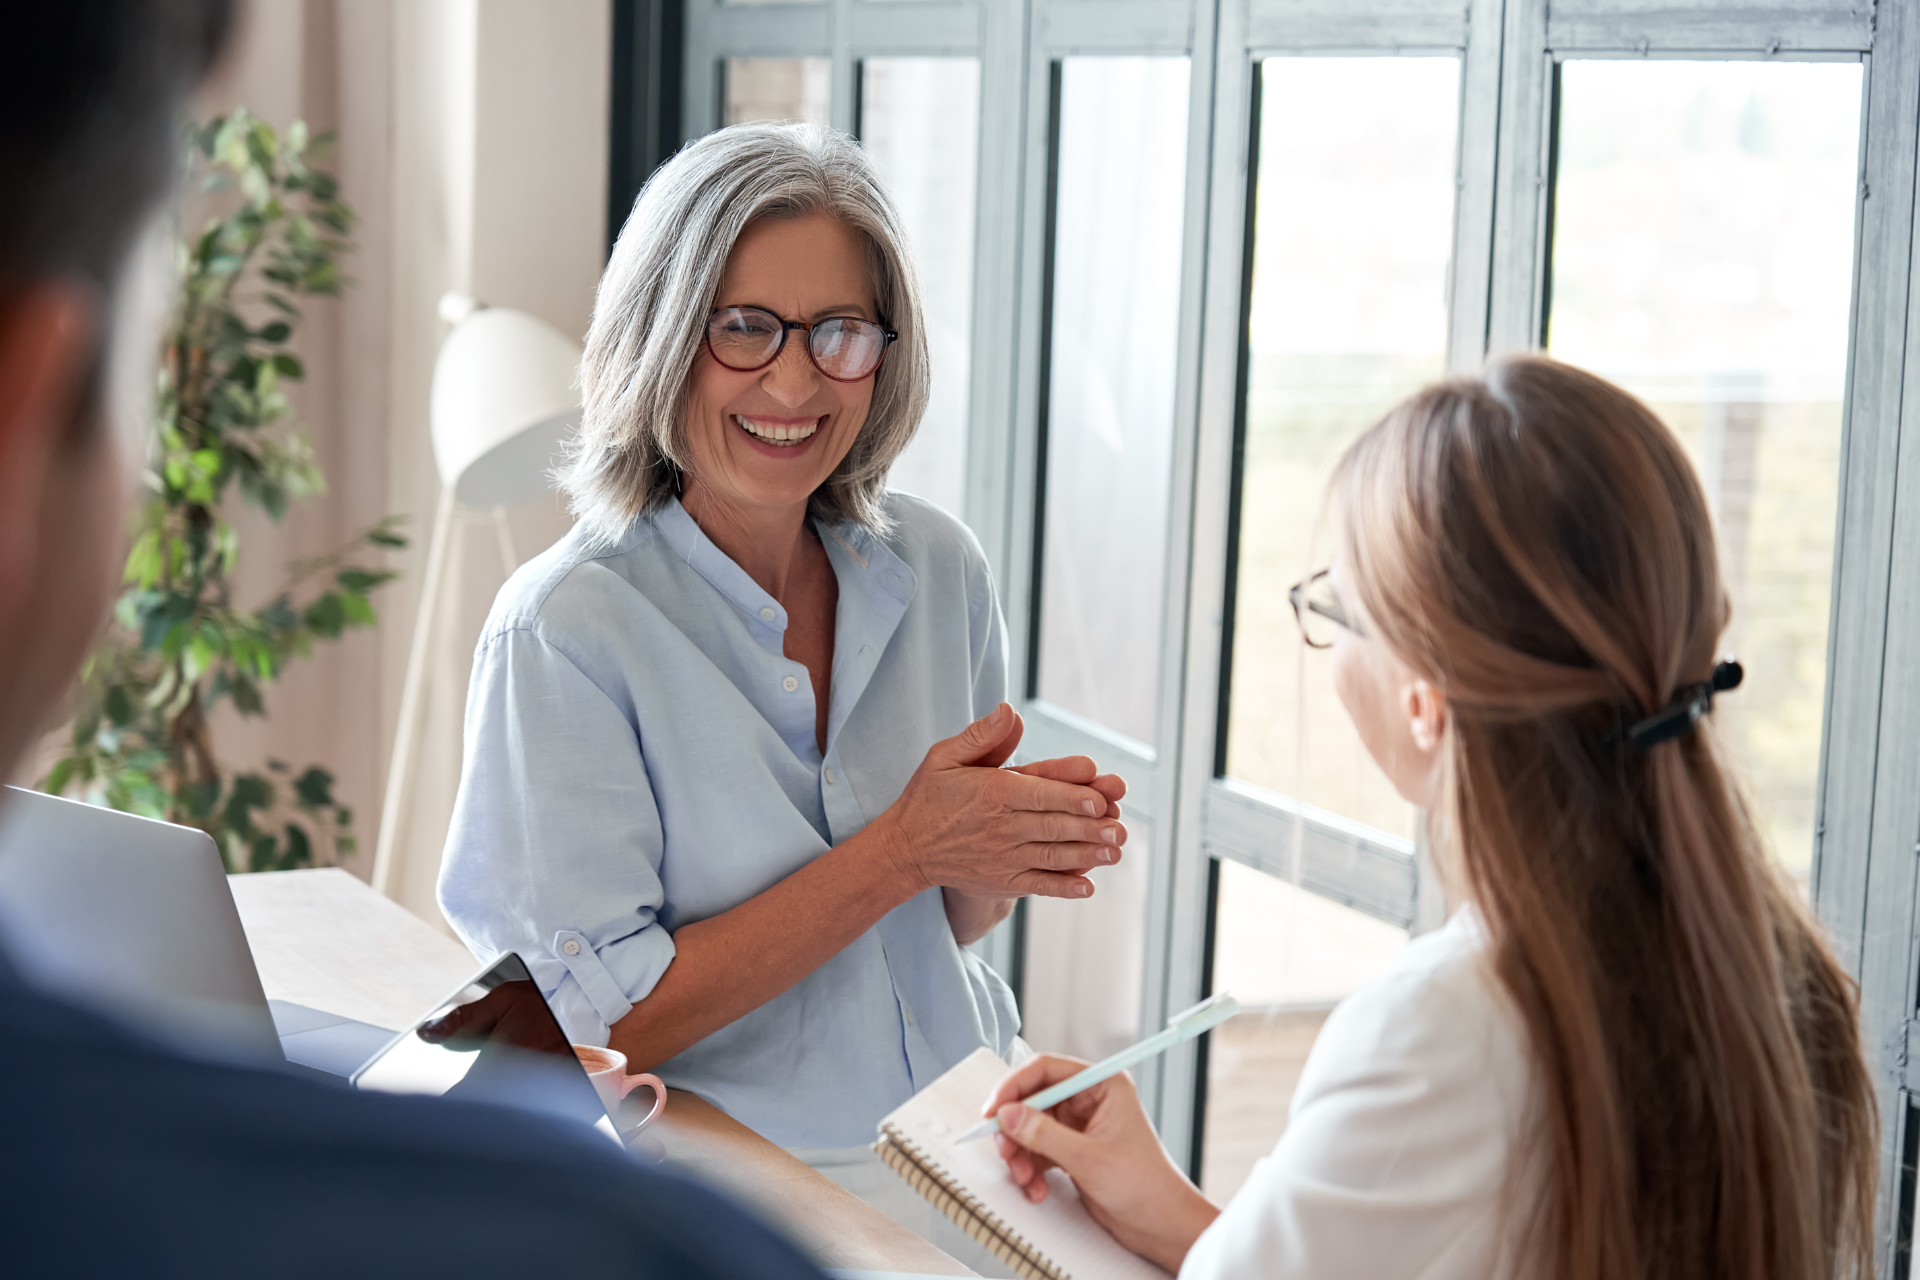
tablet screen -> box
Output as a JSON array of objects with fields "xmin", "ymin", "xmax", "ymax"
[{"xmin": 351, "ymin": 952, "xmax": 610, "ymax": 1133}]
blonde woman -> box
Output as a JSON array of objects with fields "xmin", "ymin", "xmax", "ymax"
[
  {"xmin": 437, "ymin": 123, "xmax": 1126, "ymax": 1229},
  {"xmin": 983, "ymin": 357, "xmax": 1876, "ymax": 1280}
]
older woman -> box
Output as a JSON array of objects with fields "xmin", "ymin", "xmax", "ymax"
[{"xmin": 437, "ymin": 123, "xmax": 1124, "ymax": 1178}]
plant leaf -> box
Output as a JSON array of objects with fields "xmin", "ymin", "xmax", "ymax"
[
  {"xmin": 339, "ymin": 592, "xmax": 376, "ymax": 626},
  {"xmin": 335, "ymin": 568, "xmax": 393, "ymax": 592},
  {"xmin": 282, "ymin": 823, "xmax": 312, "ymax": 869},
  {"xmin": 293, "ymin": 766, "xmax": 334, "ymax": 809},
  {"xmin": 231, "ymin": 674, "xmax": 264, "ymax": 716},
  {"xmin": 304, "ymin": 594, "xmax": 346, "ymax": 637},
  {"xmin": 104, "ymin": 685, "xmax": 135, "ymax": 727}
]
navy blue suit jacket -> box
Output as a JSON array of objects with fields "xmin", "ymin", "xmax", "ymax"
[{"xmin": 0, "ymin": 957, "xmax": 831, "ymax": 1278}]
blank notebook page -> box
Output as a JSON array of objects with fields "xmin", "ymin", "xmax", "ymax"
[{"xmin": 875, "ymin": 1048, "xmax": 1171, "ymax": 1280}]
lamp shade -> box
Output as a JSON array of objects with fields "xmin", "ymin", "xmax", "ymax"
[{"xmin": 429, "ymin": 305, "xmax": 583, "ymax": 508}]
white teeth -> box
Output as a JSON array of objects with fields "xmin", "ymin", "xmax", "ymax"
[{"xmin": 735, "ymin": 415, "xmax": 819, "ymax": 446}]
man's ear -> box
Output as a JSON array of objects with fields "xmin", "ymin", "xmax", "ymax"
[
  {"xmin": 0, "ymin": 283, "xmax": 99, "ymax": 611},
  {"xmin": 1403, "ymin": 677, "xmax": 1448, "ymax": 756}
]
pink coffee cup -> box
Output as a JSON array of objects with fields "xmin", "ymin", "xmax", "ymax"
[{"xmin": 572, "ymin": 1044, "xmax": 667, "ymax": 1139}]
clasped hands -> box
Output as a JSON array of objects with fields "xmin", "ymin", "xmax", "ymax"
[{"xmin": 871, "ymin": 701, "xmax": 1128, "ymax": 903}]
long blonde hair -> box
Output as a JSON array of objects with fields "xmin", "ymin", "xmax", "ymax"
[{"xmin": 1332, "ymin": 355, "xmax": 1876, "ymax": 1279}]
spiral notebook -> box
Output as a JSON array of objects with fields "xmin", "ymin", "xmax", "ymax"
[{"xmin": 872, "ymin": 1048, "xmax": 1172, "ymax": 1280}]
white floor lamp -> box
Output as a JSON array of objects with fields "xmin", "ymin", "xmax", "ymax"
[{"xmin": 370, "ymin": 292, "xmax": 583, "ymax": 899}]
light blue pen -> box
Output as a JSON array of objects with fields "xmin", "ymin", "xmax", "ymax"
[{"xmin": 956, "ymin": 992, "xmax": 1241, "ymax": 1144}]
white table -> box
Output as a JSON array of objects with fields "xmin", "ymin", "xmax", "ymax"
[{"xmin": 228, "ymin": 868, "xmax": 975, "ymax": 1276}]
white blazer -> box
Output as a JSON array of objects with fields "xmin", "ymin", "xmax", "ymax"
[{"xmin": 1182, "ymin": 910, "xmax": 1533, "ymax": 1279}]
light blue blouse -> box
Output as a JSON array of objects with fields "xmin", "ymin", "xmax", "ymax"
[{"xmin": 437, "ymin": 493, "xmax": 1019, "ymax": 1148}]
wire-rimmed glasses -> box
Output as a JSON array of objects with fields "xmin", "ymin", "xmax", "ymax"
[
  {"xmin": 1288, "ymin": 568, "xmax": 1360, "ymax": 649},
  {"xmin": 704, "ymin": 305, "xmax": 898, "ymax": 383}
]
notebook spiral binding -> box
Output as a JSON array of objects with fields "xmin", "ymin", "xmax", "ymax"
[{"xmin": 873, "ymin": 1124, "xmax": 1068, "ymax": 1280}]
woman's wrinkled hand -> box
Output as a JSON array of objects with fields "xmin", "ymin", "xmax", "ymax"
[
  {"xmin": 1007, "ymin": 753, "xmax": 1125, "ymax": 822},
  {"xmin": 983, "ymin": 1054, "xmax": 1220, "ymax": 1273},
  {"xmin": 874, "ymin": 703, "xmax": 1128, "ymax": 900}
]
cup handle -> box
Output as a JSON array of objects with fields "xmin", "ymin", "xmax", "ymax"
[{"xmin": 617, "ymin": 1072, "xmax": 668, "ymax": 1131}]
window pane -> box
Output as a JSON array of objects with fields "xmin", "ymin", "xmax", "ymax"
[
  {"xmin": 862, "ymin": 57, "xmax": 981, "ymax": 518},
  {"xmin": 725, "ymin": 57, "xmax": 831, "ymax": 127},
  {"xmin": 1547, "ymin": 60, "xmax": 1862, "ymax": 878},
  {"xmin": 1200, "ymin": 858, "xmax": 1408, "ymax": 1199},
  {"xmin": 1222, "ymin": 57, "xmax": 1460, "ymax": 841},
  {"xmin": 1021, "ymin": 828, "xmax": 1152, "ymax": 1063},
  {"xmin": 1034, "ymin": 57, "xmax": 1191, "ymax": 746}
]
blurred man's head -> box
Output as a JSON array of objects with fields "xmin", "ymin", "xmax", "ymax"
[{"xmin": 0, "ymin": 1, "xmax": 232, "ymax": 782}]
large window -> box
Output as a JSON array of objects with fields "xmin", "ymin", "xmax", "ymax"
[
  {"xmin": 723, "ymin": 57, "xmax": 829, "ymax": 127},
  {"xmin": 1033, "ymin": 56, "xmax": 1191, "ymax": 748},
  {"xmin": 1544, "ymin": 59, "xmax": 1862, "ymax": 881},
  {"xmin": 859, "ymin": 57, "xmax": 983, "ymax": 517},
  {"xmin": 1201, "ymin": 859, "xmax": 1406, "ymax": 1198},
  {"xmin": 1223, "ymin": 54, "xmax": 1459, "ymax": 835},
  {"xmin": 671, "ymin": 0, "xmax": 1920, "ymax": 1265},
  {"xmin": 1202, "ymin": 51, "xmax": 1460, "ymax": 1198},
  {"xmin": 1022, "ymin": 55, "xmax": 1189, "ymax": 1062}
]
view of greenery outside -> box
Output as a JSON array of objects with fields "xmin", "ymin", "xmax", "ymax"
[
  {"xmin": 1222, "ymin": 57, "xmax": 1459, "ymax": 841},
  {"xmin": 1226, "ymin": 352, "xmax": 1437, "ymax": 842},
  {"xmin": 1548, "ymin": 60, "xmax": 1862, "ymax": 877},
  {"xmin": 1205, "ymin": 57, "xmax": 1863, "ymax": 1200},
  {"xmin": 1204, "ymin": 56, "xmax": 1457, "ymax": 1203}
]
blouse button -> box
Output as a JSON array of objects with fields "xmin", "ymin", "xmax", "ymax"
[
  {"xmin": 562, "ymin": 939, "xmax": 582, "ymax": 956},
  {"xmin": 759, "ymin": 606, "xmax": 776, "ymax": 622},
  {"xmin": 782, "ymin": 675, "xmax": 800, "ymax": 692}
]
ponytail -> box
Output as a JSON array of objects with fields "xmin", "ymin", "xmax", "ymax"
[{"xmin": 1333, "ymin": 356, "xmax": 1876, "ymax": 1280}]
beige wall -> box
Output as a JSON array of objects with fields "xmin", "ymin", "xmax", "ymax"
[{"xmin": 186, "ymin": 0, "xmax": 609, "ymax": 930}]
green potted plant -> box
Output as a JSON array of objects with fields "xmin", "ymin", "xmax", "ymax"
[{"xmin": 42, "ymin": 110, "xmax": 404, "ymax": 873}]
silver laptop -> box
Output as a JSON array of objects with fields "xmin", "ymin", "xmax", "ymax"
[
  {"xmin": 0, "ymin": 785, "xmax": 392, "ymax": 1075},
  {"xmin": 0, "ymin": 788, "xmax": 625, "ymax": 1142}
]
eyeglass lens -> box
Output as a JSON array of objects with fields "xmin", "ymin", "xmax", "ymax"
[{"xmin": 706, "ymin": 306, "xmax": 890, "ymax": 381}]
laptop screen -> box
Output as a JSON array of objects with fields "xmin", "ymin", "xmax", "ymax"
[{"xmin": 351, "ymin": 952, "xmax": 610, "ymax": 1134}]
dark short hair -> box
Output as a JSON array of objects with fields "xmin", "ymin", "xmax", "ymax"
[{"xmin": 0, "ymin": 0, "xmax": 235, "ymax": 295}]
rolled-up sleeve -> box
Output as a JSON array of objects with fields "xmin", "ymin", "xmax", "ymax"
[{"xmin": 438, "ymin": 625, "xmax": 676, "ymax": 1045}]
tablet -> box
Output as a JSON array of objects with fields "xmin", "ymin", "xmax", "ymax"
[{"xmin": 351, "ymin": 951, "xmax": 616, "ymax": 1140}]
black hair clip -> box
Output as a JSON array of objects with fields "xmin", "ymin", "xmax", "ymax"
[{"xmin": 1615, "ymin": 659, "xmax": 1744, "ymax": 751}]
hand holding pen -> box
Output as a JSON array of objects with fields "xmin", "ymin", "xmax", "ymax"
[{"xmin": 976, "ymin": 995, "xmax": 1240, "ymax": 1274}]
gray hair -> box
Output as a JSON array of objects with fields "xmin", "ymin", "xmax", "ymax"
[{"xmin": 563, "ymin": 122, "xmax": 931, "ymax": 546}]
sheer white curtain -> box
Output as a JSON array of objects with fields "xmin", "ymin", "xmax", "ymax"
[{"xmin": 148, "ymin": 0, "xmax": 605, "ymax": 933}]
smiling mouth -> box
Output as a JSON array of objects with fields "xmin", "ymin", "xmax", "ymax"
[{"xmin": 735, "ymin": 414, "xmax": 821, "ymax": 447}]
